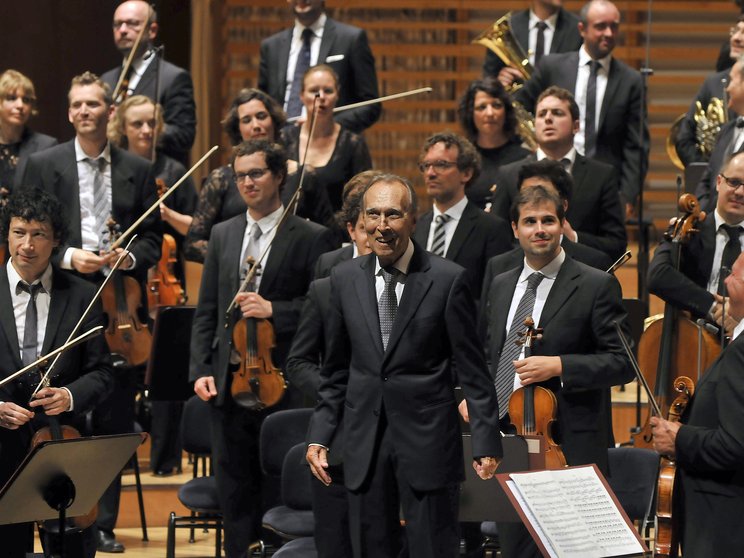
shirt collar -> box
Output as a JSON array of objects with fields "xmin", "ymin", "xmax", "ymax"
[
  {"xmin": 714, "ymin": 208, "xmax": 744, "ymax": 230},
  {"xmin": 375, "ymin": 237, "xmax": 415, "ymax": 277},
  {"xmin": 432, "ymin": 195, "xmax": 468, "ymax": 221},
  {"xmin": 74, "ymin": 137, "xmax": 111, "ymax": 164},
  {"xmin": 246, "ymin": 204, "xmax": 284, "ymax": 233},
  {"xmin": 521, "ymin": 247, "xmax": 565, "ymax": 281},
  {"xmin": 536, "ymin": 147, "xmax": 577, "ymax": 164},
  {"xmin": 293, "ymin": 12, "xmax": 327, "ymax": 41},
  {"xmin": 579, "ymin": 45, "xmax": 612, "ymax": 72},
  {"xmin": 733, "ymin": 319, "xmax": 744, "ymax": 340},
  {"xmin": 8, "ymin": 259, "xmax": 53, "ymax": 294},
  {"xmin": 528, "ymin": 10, "xmax": 558, "ymax": 31}
]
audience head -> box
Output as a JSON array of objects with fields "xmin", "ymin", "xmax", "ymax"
[
  {"xmin": 0, "ymin": 70, "xmax": 38, "ymax": 135},
  {"xmin": 458, "ymin": 78, "xmax": 518, "ymax": 145},
  {"xmin": 716, "ymin": 151, "xmax": 744, "ymax": 224},
  {"xmin": 727, "ymin": 54, "xmax": 744, "ymax": 115},
  {"xmin": 730, "ymin": 15, "xmax": 744, "ymax": 60},
  {"xmin": 68, "ymin": 72, "xmax": 113, "ymax": 143},
  {"xmin": 288, "ymin": 0, "xmax": 325, "ymax": 27},
  {"xmin": 112, "ymin": 0, "xmax": 158, "ymax": 57},
  {"xmin": 514, "ymin": 159, "xmax": 572, "ymax": 221},
  {"xmin": 511, "ymin": 183, "xmax": 564, "ymax": 269},
  {"xmin": 301, "ymin": 64, "xmax": 340, "ymax": 118},
  {"xmin": 223, "ymin": 88, "xmax": 286, "ymax": 146},
  {"xmin": 232, "ymin": 139, "xmax": 287, "ymax": 217},
  {"xmin": 579, "ymin": 0, "xmax": 620, "ymax": 60},
  {"xmin": 419, "ymin": 132, "xmax": 481, "ymax": 208},
  {"xmin": 535, "ymin": 86, "xmax": 580, "ymax": 156},
  {"xmin": 108, "ymin": 95, "xmax": 163, "ymax": 158}
]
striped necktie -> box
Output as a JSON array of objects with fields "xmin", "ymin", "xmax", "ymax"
[{"xmin": 430, "ymin": 214, "xmax": 452, "ymax": 256}]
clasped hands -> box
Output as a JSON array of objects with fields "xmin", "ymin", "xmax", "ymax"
[
  {"xmin": 0, "ymin": 387, "xmax": 71, "ymax": 430},
  {"xmin": 72, "ymin": 247, "xmax": 133, "ymax": 274}
]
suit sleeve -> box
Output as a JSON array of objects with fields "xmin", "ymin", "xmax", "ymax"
[
  {"xmin": 159, "ymin": 69, "xmax": 196, "ymax": 158},
  {"xmin": 258, "ymin": 39, "xmax": 273, "ymax": 101},
  {"xmin": 676, "ymin": 341, "xmax": 744, "ymax": 473},
  {"xmin": 675, "ymin": 83, "xmax": 711, "ymax": 167},
  {"xmin": 183, "ymin": 167, "xmax": 230, "ymax": 264},
  {"xmin": 447, "ymin": 270, "xmax": 503, "ymax": 459},
  {"xmin": 560, "ymin": 273, "xmax": 634, "ymax": 391},
  {"xmin": 333, "ymin": 29, "xmax": 381, "ymax": 133},
  {"xmin": 618, "ymin": 73, "xmax": 649, "ymax": 204},
  {"xmin": 575, "ymin": 166, "xmax": 627, "ymax": 261},
  {"xmin": 483, "ymin": 50, "xmax": 507, "ymax": 79},
  {"xmin": 285, "ymin": 281, "xmax": 324, "ymax": 400},
  {"xmin": 189, "ymin": 227, "xmax": 221, "ymax": 381},
  {"xmin": 490, "ymin": 168, "xmax": 515, "ymax": 223}
]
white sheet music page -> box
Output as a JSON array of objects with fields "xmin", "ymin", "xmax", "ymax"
[{"xmin": 509, "ymin": 466, "xmax": 645, "ymax": 558}]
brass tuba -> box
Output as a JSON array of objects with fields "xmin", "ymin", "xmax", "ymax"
[{"xmin": 473, "ymin": 13, "xmax": 538, "ymax": 151}]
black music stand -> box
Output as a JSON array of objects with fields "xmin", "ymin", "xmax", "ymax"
[
  {"xmin": 145, "ymin": 305, "xmax": 196, "ymax": 401},
  {"xmin": 0, "ymin": 433, "xmax": 143, "ymax": 557},
  {"xmin": 459, "ymin": 434, "xmax": 530, "ymax": 523}
]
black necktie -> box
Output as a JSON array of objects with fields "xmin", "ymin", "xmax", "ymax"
[
  {"xmin": 378, "ymin": 267, "xmax": 400, "ymax": 351},
  {"xmin": 719, "ymin": 224, "xmax": 743, "ymax": 294},
  {"xmin": 584, "ymin": 60, "xmax": 600, "ymax": 157},
  {"xmin": 534, "ymin": 21, "xmax": 548, "ymax": 65},
  {"xmin": 286, "ymin": 28, "xmax": 314, "ymax": 119},
  {"xmin": 18, "ymin": 281, "xmax": 44, "ymax": 366}
]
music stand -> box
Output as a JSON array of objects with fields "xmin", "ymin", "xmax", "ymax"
[
  {"xmin": 145, "ymin": 305, "xmax": 195, "ymax": 401},
  {"xmin": 0, "ymin": 433, "xmax": 143, "ymax": 557},
  {"xmin": 459, "ymin": 434, "xmax": 530, "ymax": 522}
]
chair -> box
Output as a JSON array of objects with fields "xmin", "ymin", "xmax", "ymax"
[
  {"xmin": 607, "ymin": 446, "xmax": 659, "ymax": 537},
  {"xmin": 271, "ymin": 537, "xmax": 317, "ymax": 557},
  {"xmin": 480, "ymin": 521, "xmax": 500, "ymax": 557},
  {"xmin": 166, "ymin": 396, "xmax": 222, "ymax": 558}
]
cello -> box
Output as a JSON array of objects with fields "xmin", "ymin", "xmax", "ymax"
[
  {"xmin": 634, "ymin": 193, "xmax": 720, "ymax": 448},
  {"xmin": 147, "ymin": 179, "xmax": 186, "ymax": 308},
  {"xmin": 508, "ymin": 316, "xmax": 567, "ymax": 470}
]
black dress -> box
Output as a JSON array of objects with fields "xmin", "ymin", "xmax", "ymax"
[
  {"xmin": 467, "ymin": 138, "xmax": 531, "ymax": 210},
  {"xmin": 281, "ymin": 126, "xmax": 373, "ymax": 211}
]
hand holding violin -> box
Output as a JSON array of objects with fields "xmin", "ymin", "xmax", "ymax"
[
  {"xmin": 29, "ymin": 386, "xmax": 71, "ymax": 416},
  {"xmin": 237, "ymin": 291, "xmax": 273, "ymax": 319},
  {"xmin": 514, "ymin": 355, "xmax": 562, "ymax": 385},
  {"xmin": 0, "ymin": 401, "xmax": 34, "ymax": 430},
  {"xmin": 71, "ymin": 247, "xmax": 133, "ymax": 273},
  {"xmin": 651, "ymin": 416, "xmax": 681, "ymax": 458}
]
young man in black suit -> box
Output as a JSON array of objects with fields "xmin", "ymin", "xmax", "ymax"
[
  {"xmin": 190, "ymin": 139, "xmax": 336, "ymax": 558},
  {"xmin": 258, "ymin": 0, "xmax": 380, "ymax": 133},
  {"xmin": 20, "ymin": 70, "xmax": 160, "ymax": 553},
  {"xmin": 307, "ymin": 174, "xmax": 502, "ymax": 558},
  {"xmin": 651, "ymin": 250, "xmax": 744, "ymax": 558},
  {"xmin": 491, "ymin": 86, "xmax": 626, "ymax": 261},
  {"xmin": 413, "ymin": 132, "xmax": 513, "ymax": 298},
  {"xmin": 101, "ymin": 0, "xmax": 196, "ymax": 164},
  {"xmin": 481, "ymin": 171, "xmax": 632, "ymax": 557},
  {"xmin": 483, "ymin": 0, "xmax": 582, "ymax": 88},
  {"xmin": 0, "ymin": 188, "xmax": 114, "ymax": 558},
  {"xmin": 516, "ymin": 0, "xmax": 649, "ymax": 217}
]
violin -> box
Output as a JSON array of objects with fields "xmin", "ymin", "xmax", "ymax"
[
  {"xmin": 101, "ymin": 218, "xmax": 152, "ymax": 366},
  {"xmin": 147, "ymin": 179, "xmax": 186, "ymax": 308},
  {"xmin": 634, "ymin": 193, "xmax": 720, "ymax": 448},
  {"xmin": 508, "ymin": 317, "xmax": 567, "ymax": 470},
  {"xmin": 230, "ymin": 258, "xmax": 286, "ymax": 410}
]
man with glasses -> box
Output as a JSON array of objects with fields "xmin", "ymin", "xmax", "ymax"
[
  {"xmin": 190, "ymin": 139, "xmax": 335, "ymax": 557},
  {"xmin": 675, "ymin": 17, "xmax": 744, "ymax": 168},
  {"xmin": 101, "ymin": 0, "xmax": 196, "ymax": 164},
  {"xmin": 649, "ymin": 150, "xmax": 744, "ymax": 337},
  {"xmin": 412, "ymin": 132, "xmax": 513, "ymax": 298}
]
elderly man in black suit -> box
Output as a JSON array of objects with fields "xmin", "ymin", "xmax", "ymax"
[
  {"xmin": 101, "ymin": 0, "xmax": 196, "ymax": 164},
  {"xmin": 651, "ymin": 250, "xmax": 744, "ymax": 558},
  {"xmin": 674, "ymin": 16, "xmax": 744, "ymax": 168},
  {"xmin": 481, "ymin": 174, "xmax": 632, "ymax": 557},
  {"xmin": 0, "ymin": 188, "xmax": 114, "ymax": 558},
  {"xmin": 258, "ymin": 0, "xmax": 380, "ymax": 133},
  {"xmin": 649, "ymin": 150, "xmax": 744, "ymax": 337},
  {"xmin": 20, "ymin": 70, "xmax": 160, "ymax": 553},
  {"xmin": 413, "ymin": 132, "xmax": 513, "ymax": 298},
  {"xmin": 483, "ymin": 0, "xmax": 582, "ymax": 88},
  {"xmin": 492, "ymin": 86, "xmax": 626, "ymax": 261},
  {"xmin": 190, "ymin": 139, "xmax": 335, "ymax": 558},
  {"xmin": 516, "ymin": 0, "xmax": 649, "ymax": 217},
  {"xmin": 307, "ymin": 174, "xmax": 502, "ymax": 558}
]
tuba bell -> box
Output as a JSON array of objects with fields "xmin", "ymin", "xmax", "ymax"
[{"xmin": 473, "ymin": 13, "xmax": 537, "ymax": 151}]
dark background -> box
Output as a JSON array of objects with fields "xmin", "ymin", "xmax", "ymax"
[{"xmin": 0, "ymin": 0, "xmax": 191, "ymax": 143}]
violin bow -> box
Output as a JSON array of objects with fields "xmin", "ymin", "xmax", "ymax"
[
  {"xmin": 112, "ymin": 20, "xmax": 148, "ymax": 103},
  {"xmin": 606, "ymin": 250, "xmax": 632, "ymax": 274},
  {"xmin": 289, "ymin": 93, "xmax": 320, "ymax": 216},
  {"xmin": 613, "ymin": 320, "xmax": 663, "ymax": 418}
]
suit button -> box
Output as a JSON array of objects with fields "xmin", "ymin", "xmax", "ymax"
[
  {"xmin": 373, "ymin": 410, "xmax": 379, "ymax": 416},
  {"xmin": 382, "ymin": 377, "xmax": 388, "ymax": 381}
]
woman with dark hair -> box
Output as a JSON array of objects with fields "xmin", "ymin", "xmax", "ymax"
[
  {"xmin": 458, "ymin": 78, "xmax": 530, "ymax": 209},
  {"xmin": 281, "ymin": 64, "xmax": 372, "ymax": 212},
  {"xmin": 0, "ymin": 69, "xmax": 57, "ymax": 193},
  {"xmin": 184, "ymin": 88, "xmax": 333, "ymax": 263}
]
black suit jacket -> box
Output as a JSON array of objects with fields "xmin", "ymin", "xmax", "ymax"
[
  {"xmin": 314, "ymin": 244, "xmax": 353, "ymax": 279},
  {"xmin": 482, "ymin": 8, "xmax": 582, "ymax": 78},
  {"xmin": 675, "ymin": 334, "xmax": 744, "ymax": 557},
  {"xmin": 491, "ymin": 154, "xmax": 626, "ymax": 260},
  {"xmin": 101, "ymin": 58, "xmax": 196, "ymax": 164},
  {"xmin": 516, "ymin": 51, "xmax": 650, "ymax": 204},
  {"xmin": 189, "ymin": 213, "xmax": 336, "ymax": 406},
  {"xmin": 676, "ymin": 69, "xmax": 733, "ymax": 168},
  {"xmin": 647, "ymin": 215, "xmax": 717, "ymax": 319},
  {"xmin": 19, "ymin": 141, "xmax": 161, "ymax": 274},
  {"xmin": 258, "ymin": 17, "xmax": 381, "ymax": 133},
  {"xmin": 0, "ymin": 266, "xmax": 114, "ymax": 484},
  {"xmin": 413, "ymin": 201, "xmax": 513, "ymax": 296},
  {"xmin": 485, "ymin": 256, "xmax": 632, "ymax": 473},
  {"xmin": 695, "ymin": 119, "xmax": 737, "ymax": 213},
  {"xmin": 308, "ymin": 243, "xmax": 502, "ymax": 491},
  {"xmin": 11, "ymin": 129, "xmax": 58, "ymax": 191}
]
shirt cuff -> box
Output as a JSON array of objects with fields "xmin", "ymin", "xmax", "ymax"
[
  {"xmin": 61, "ymin": 248, "xmax": 75, "ymax": 270},
  {"xmin": 308, "ymin": 443, "xmax": 329, "ymax": 451},
  {"xmin": 61, "ymin": 387, "xmax": 74, "ymax": 412}
]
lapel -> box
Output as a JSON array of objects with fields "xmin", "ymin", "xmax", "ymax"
[
  {"xmin": 599, "ymin": 58, "xmax": 622, "ymax": 132},
  {"xmin": 354, "ymin": 254, "xmax": 385, "ymax": 356},
  {"xmin": 698, "ymin": 216, "xmax": 717, "ymax": 279},
  {"xmin": 277, "ymin": 28, "xmax": 293, "ymax": 93},
  {"xmin": 552, "ymin": 9, "xmax": 569, "ymax": 50},
  {"xmin": 490, "ymin": 267, "xmax": 521, "ymax": 350},
  {"xmin": 41, "ymin": 268, "xmax": 71, "ymax": 356},
  {"xmin": 109, "ymin": 145, "xmax": 133, "ymax": 221},
  {"xmin": 383, "ymin": 243, "xmax": 433, "ymax": 362},
  {"xmin": 318, "ymin": 18, "xmax": 336, "ymax": 65},
  {"xmin": 134, "ymin": 59, "xmax": 157, "ymax": 99},
  {"xmin": 562, "ymin": 51, "xmax": 580, "ymax": 91},
  {"xmin": 0, "ymin": 268, "xmax": 22, "ymax": 369},
  {"xmin": 446, "ymin": 201, "xmax": 477, "ymax": 260},
  {"xmin": 512, "ymin": 10, "xmax": 529, "ymax": 50},
  {"xmin": 413, "ymin": 211, "xmax": 433, "ymax": 247},
  {"xmin": 227, "ymin": 214, "xmax": 247, "ymax": 295},
  {"xmin": 538, "ymin": 256, "xmax": 581, "ymax": 329},
  {"xmin": 58, "ymin": 142, "xmax": 82, "ymax": 241},
  {"xmin": 258, "ymin": 215, "xmax": 294, "ymax": 296},
  {"xmin": 569, "ymin": 155, "xmax": 589, "ymax": 216}
]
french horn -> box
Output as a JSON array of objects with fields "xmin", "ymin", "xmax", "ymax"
[{"xmin": 667, "ymin": 96, "xmax": 727, "ymax": 170}]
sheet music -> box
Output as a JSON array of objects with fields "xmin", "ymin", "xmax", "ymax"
[{"xmin": 509, "ymin": 467, "xmax": 645, "ymax": 558}]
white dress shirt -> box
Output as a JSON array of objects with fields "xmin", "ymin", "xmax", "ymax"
[
  {"xmin": 527, "ymin": 10, "xmax": 558, "ymax": 65},
  {"xmin": 284, "ymin": 13, "xmax": 327, "ymax": 114},
  {"xmin": 374, "ymin": 239, "xmax": 414, "ymax": 304},
  {"xmin": 123, "ymin": 51, "xmax": 156, "ymax": 96},
  {"xmin": 574, "ymin": 46, "xmax": 611, "ymax": 156},
  {"xmin": 425, "ymin": 196, "xmax": 468, "ymax": 256},
  {"xmin": 239, "ymin": 205, "xmax": 283, "ymax": 291},
  {"xmin": 707, "ymin": 209, "xmax": 744, "ymax": 295}
]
